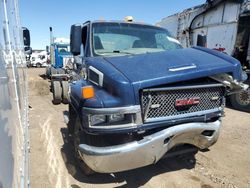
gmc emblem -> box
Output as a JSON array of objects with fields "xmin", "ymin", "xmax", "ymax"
[{"xmin": 175, "ymin": 97, "xmax": 200, "ymax": 107}]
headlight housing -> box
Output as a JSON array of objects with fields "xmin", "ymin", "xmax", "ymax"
[
  {"xmin": 90, "ymin": 114, "xmax": 107, "ymax": 125},
  {"xmin": 83, "ymin": 106, "xmax": 142, "ymax": 128},
  {"xmin": 89, "ymin": 114, "xmax": 129, "ymax": 127}
]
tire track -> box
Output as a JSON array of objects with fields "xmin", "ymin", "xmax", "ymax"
[{"xmin": 39, "ymin": 115, "xmax": 70, "ymax": 188}]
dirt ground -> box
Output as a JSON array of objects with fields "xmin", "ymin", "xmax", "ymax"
[{"xmin": 28, "ymin": 68, "xmax": 250, "ymax": 188}]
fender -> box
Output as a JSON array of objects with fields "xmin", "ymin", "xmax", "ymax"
[{"xmin": 193, "ymin": 46, "xmax": 243, "ymax": 81}]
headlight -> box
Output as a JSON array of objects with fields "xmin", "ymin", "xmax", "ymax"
[
  {"xmin": 90, "ymin": 115, "xmax": 106, "ymax": 126},
  {"xmin": 89, "ymin": 114, "xmax": 126, "ymax": 126},
  {"xmin": 109, "ymin": 114, "xmax": 125, "ymax": 123}
]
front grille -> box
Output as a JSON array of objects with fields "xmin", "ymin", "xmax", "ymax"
[{"xmin": 141, "ymin": 84, "xmax": 225, "ymax": 123}]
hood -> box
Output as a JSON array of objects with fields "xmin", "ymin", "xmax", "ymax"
[{"xmin": 104, "ymin": 47, "xmax": 242, "ymax": 91}]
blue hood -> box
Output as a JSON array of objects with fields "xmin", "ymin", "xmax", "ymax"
[
  {"xmin": 85, "ymin": 47, "xmax": 242, "ymax": 106},
  {"xmin": 104, "ymin": 47, "xmax": 242, "ymax": 90}
]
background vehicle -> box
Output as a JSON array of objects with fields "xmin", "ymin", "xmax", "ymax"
[
  {"xmin": 46, "ymin": 27, "xmax": 74, "ymax": 104},
  {"xmin": 22, "ymin": 27, "xmax": 32, "ymax": 67},
  {"xmin": 29, "ymin": 51, "xmax": 49, "ymax": 68},
  {"xmin": 157, "ymin": 0, "xmax": 250, "ymax": 112},
  {"xmin": 68, "ymin": 19, "xmax": 246, "ymax": 175},
  {"xmin": 0, "ymin": 0, "xmax": 30, "ymax": 187}
]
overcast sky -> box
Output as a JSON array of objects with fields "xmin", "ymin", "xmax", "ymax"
[{"xmin": 19, "ymin": 0, "xmax": 205, "ymax": 49}]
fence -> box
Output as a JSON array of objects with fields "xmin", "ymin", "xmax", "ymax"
[{"xmin": 0, "ymin": 0, "xmax": 29, "ymax": 187}]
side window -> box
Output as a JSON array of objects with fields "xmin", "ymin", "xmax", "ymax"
[
  {"xmin": 82, "ymin": 26, "xmax": 88, "ymax": 48},
  {"xmin": 81, "ymin": 25, "xmax": 89, "ymax": 57}
]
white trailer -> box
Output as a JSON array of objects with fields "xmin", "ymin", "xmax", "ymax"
[
  {"xmin": 0, "ymin": 0, "xmax": 30, "ymax": 187},
  {"xmin": 157, "ymin": 0, "xmax": 250, "ymax": 112}
]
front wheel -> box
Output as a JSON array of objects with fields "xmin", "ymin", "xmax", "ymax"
[
  {"xmin": 73, "ymin": 117, "xmax": 95, "ymax": 175},
  {"xmin": 68, "ymin": 104, "xmax": 76, "ymax": 135}
]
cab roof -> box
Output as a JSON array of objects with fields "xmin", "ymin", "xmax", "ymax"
[{"xmin": 74, "ymin": 20, "xmax": 163, "ymax": 29}]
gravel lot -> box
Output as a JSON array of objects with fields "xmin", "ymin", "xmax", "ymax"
[{"xmin": 28, "ymin": 68, "xmax": 250, "ymax": 188}]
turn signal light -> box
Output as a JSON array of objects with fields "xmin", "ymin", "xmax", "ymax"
[{"xmin": 82, "ymin": 86, "xmax": 95, "ymax": 99}]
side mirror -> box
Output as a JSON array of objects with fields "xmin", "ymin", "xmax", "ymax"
[
  {"xmin": 70, "ymin": 25, "xmax": 82, "ymax": 55},
  {"xmin": 24, "ymin": 46, "xmax": 32, "ymax": 55},
  {"xmin": 197, "ymin": 34, "xmax": 207, "ymax": 47},
  {"xmin": 22, "ymin": 27, "xmax": 30, "ymax": 47},
  {"xmin": 46, "ymin": 45, "xmax": 49, "ymax": 53}
]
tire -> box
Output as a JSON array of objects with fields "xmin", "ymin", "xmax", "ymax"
[
  {"xmin": 73, "ymin": 117, "xmax": 95, "ymax": 175},
  {"xmin": 36, "ymin": 63, "xmax": 41, "ymax": 68},
  {"xmin": 45, "ymin": 66, "xmax": 51, "ymax": 78},
  {"xmin": 27, "ymin": 61, "xmax": 31, "ymax": 68},
  {"xmin": 68, "ymin": 104, "xmax": 76, "ymax": 135},
  {"xmin": 61, "ymin": 81, "xmax": 69, "ymax": 104},
  {"xmin": 52, "ymin": 81, "xmax": 62, "ymax": 104},
  {"xmin": 229, "ymin": 88, "xmax": 250, "ymax": 113}
]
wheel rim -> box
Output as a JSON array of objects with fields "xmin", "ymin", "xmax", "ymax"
[{"xmin": 235, "ymin": 89, "xmax": 250, "ymax": 106}]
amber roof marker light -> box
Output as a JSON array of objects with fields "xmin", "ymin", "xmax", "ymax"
[{"xmin": 124, "ymin": 16, "xmax": 134, "ymax": 22}]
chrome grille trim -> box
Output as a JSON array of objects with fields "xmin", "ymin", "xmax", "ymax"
[
  {"xmin": 141, "ymin": 84, "xmax": 225, "ymax": 123},
  {"xmin": 142, "ymin": 83, "xmax": 224, "ymax": 92}
]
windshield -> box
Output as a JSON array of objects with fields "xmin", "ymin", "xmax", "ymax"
[
  {"xmin": 57, "ymin": 45, "xmax": 70, "ymax": 53},
  {"xmin": 92, "ymin": 22, "xmax": 182, "ymax": 56}
]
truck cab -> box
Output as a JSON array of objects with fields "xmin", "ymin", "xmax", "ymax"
[
  {"xmin": 68, "ymin": 20, "xmax": 246, "ymax": 174},
  {"xmin": 50, "ymin": 38, "xmax": 72, "ymax": 69},
  {"xmin": 47, "ymin": 31, "xmax": 74, "ymax": 104}
]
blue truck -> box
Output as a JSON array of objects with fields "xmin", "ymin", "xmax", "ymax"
[
  {"xmin": 46, "ymin": 27, "xmax": 74, "ymax": 104},
  {"xmin": 68, "ymin": 20, "xmax": 248, "ymax": 174}
]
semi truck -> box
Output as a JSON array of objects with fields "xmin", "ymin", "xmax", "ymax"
[
  {"xmin": 67, "ymin": 18, "xmax": 247, "ymax": 174},
  {"xmin": 157, "ymin": 0, "xmax": 250, "ymax": 112},
  {"xmin": 46, "ymin": 27, "xmax": 74, "ymax": 104}
]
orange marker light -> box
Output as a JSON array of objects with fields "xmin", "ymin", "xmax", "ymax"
[{"xmin": 82, "ymin": 86, "xmax": 95, "ymax": 99}]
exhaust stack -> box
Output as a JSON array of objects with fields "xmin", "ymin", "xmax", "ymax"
[
  {"xmin": 49, "ymin": 27, "xmax": 55, "ymax": 64},
  {"xmin": 49, "ymin": 27, "xmax": 53, "ymax": 45}
]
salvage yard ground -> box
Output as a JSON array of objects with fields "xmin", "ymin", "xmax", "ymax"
[{"xmin": 28, "ymin": 68, "xmax": 250, "ymax": 188}]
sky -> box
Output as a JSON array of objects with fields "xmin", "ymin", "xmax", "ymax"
[{"xmin": 19, "ymin": 0, "xmax": 206, "ymax": 49}]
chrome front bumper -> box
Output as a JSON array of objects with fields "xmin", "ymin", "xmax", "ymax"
[{"xmin": 78, "ymin": 120, "xmax": 221, "ymax": 173}]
